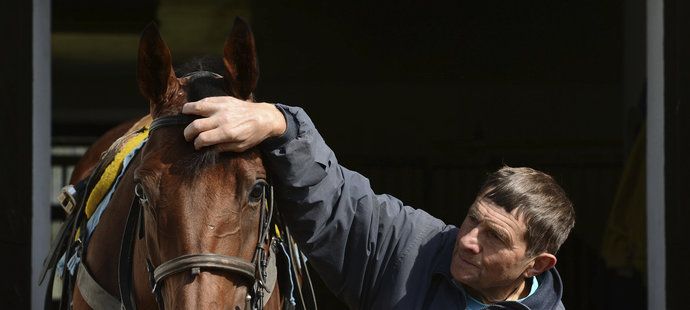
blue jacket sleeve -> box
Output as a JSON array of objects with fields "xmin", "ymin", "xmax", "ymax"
[{"xmin": 261, "ymin": 104, "xmax": 447, "ymax": 309}]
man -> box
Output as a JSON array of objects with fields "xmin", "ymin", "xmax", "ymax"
[{"xmin": 181, "ymin": 97, "xmax": 575, "ymax": 309}]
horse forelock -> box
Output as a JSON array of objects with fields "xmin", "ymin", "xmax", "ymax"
[{"xmin": 172, "ymin": 149, "xmax": 241, "ymax": 179}]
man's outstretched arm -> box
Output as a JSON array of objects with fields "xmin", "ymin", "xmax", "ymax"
[{"xmin": 182, "ymin": 97, "xmax": 447, "ymax": 308}]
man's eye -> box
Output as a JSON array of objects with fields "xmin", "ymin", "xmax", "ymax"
[
  {"xmin": 487, "ymin": 231, "xmax": 507, "ymax": 244},
  {"xmin": 488, "ymin": 231, "xmax": 500, "ymax": 240}
]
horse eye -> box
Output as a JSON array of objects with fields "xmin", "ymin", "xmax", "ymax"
[
  {"xmin": 135, "ymin": 183, "xmax": 147, "ymax": 200},
  {"xmin": 248, "ymin": 181, "xmax": 267, "ymax": 203},
  {"xmin": 134, "ymin": 183, "xmax": 150, "ymax": 206}
]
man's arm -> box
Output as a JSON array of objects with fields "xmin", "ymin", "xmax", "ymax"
[{"xmin": 183, "ymin": 98, "xmax": 447, "ymax": 308}]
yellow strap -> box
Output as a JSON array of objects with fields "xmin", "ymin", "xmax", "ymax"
[
  {"xmin": 274, "ymin": 224, "xmax": 281, "ymax": 239},
  {"xmin": 84, "ymin": 128, "xmax": 149, "ymax": 219}
]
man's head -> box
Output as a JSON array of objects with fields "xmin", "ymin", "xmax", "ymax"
[{"xmin": 450, "ymin": 166, "xmax": 575, "ymax": 299}]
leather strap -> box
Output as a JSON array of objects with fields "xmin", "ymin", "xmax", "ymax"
[
  {"xmin": 181, "ymin": 70, "xmax": 223, "ymax": 80},
  {"xmin": 263, "ymin": 246, "xmax": 277, "ymax": 308},
  {"xmin": 77, "ymin": 262, "xmax": 121, "ymax": 310},
  {"xmin": 153, "ymin": 253, "xmax": 256, "ymax": 284},
  {"xmin": 119, "ymin": 196, "xmax": 141, "ymax": 310}
]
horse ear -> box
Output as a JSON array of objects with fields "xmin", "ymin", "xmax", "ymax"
[
  {"xmin": 137, "ymin": 22, "xmax": 178, "ymax": 113},
  {"xmin": 223, "ymin": 17, "xmax": 259, "ymax": 100}
]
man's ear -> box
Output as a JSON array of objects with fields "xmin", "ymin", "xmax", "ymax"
[{"xmin": 524, "ymin": 253, "xmax": 557, "ymax": 278}]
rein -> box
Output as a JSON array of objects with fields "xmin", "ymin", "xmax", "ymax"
[{"xmin": 119, "ymin": 114, "xmax": 275, "ymax": 310}]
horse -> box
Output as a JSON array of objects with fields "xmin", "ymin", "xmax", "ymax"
[{"xmin": 43, "ymin": 18, "xmax": 314, "ymax": 310}]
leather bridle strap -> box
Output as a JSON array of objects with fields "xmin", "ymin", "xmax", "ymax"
[
  {"xmin": 153, "ymin": 253, "xmax": 256, "ymax": 286},
  {"xmin": 119, "ymin": 191, "xmax": 143, "ymax": 310}
]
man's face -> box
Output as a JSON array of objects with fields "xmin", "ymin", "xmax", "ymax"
[{"xmin": 450, "ymin": 197, "xmax": 534, "ymax": 291}]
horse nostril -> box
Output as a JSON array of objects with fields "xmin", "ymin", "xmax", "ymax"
[{"xmin": 234, "ymin": 306, "xmax": 241, "ymax": 310}]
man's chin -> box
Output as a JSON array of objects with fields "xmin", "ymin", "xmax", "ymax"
[
  {"xmin": 453, "ymin": 272, "xmax": 478, "ymax": 285},
  {"xmin": 450, "ymin": 262, "xmax": 478, "ymax": 286}
]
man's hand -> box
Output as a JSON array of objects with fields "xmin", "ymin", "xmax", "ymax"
[{"xmin": 181, "ymin": 96, "xmax": 287, "ymax": 152}]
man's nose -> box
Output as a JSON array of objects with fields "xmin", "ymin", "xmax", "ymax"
[{"xmin": 459, "ymin": 227, "xmax": 481, "ymax": 254}]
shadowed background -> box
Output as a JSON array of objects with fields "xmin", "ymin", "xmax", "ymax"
[{"xmin": 44, "ymin": 0, "xmax": 653, "ymax": 309}]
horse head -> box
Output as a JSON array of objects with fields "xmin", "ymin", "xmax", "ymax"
[{"xmin": 133, "ymin": 18, "xmax": 271, "ymax": 309}]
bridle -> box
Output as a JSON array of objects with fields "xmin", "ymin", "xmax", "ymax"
[{"xmin": 118, "ymin": 114, "xmax": 275, "ymax": 310}]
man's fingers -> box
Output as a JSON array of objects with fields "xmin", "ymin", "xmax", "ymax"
[
  {"xmin": 182, "ymin": 98, "xmax": 221, "ymax": 117},
  {"xmin": 194, "ymin": 127, "xmax": 234, "ymax": 150},
  {"xmin": 183, "ymin": 118, "xmax": 216, "ymax": 142},
  {"xmin": 181, "ymin": 97, "xmax": 265, "ymax": 150}
]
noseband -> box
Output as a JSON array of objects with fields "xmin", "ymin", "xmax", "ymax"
[{"xmin": 119, "ymin": 114, "xmax": 275, "ymax": 310}]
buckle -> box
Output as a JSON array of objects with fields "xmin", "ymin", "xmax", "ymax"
[{"xmin": 58, "ymin": 185, "xmax": 77, "ymax": 215}]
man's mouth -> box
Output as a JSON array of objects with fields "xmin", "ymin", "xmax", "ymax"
[{"xmin": 459, "ymin": 256, "xmax": 479, "ymax": 268}]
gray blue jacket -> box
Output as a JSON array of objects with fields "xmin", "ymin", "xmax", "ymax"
[{"xmin": 261, "ymin": 104, "xmax": 566, "ymax": 310}]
